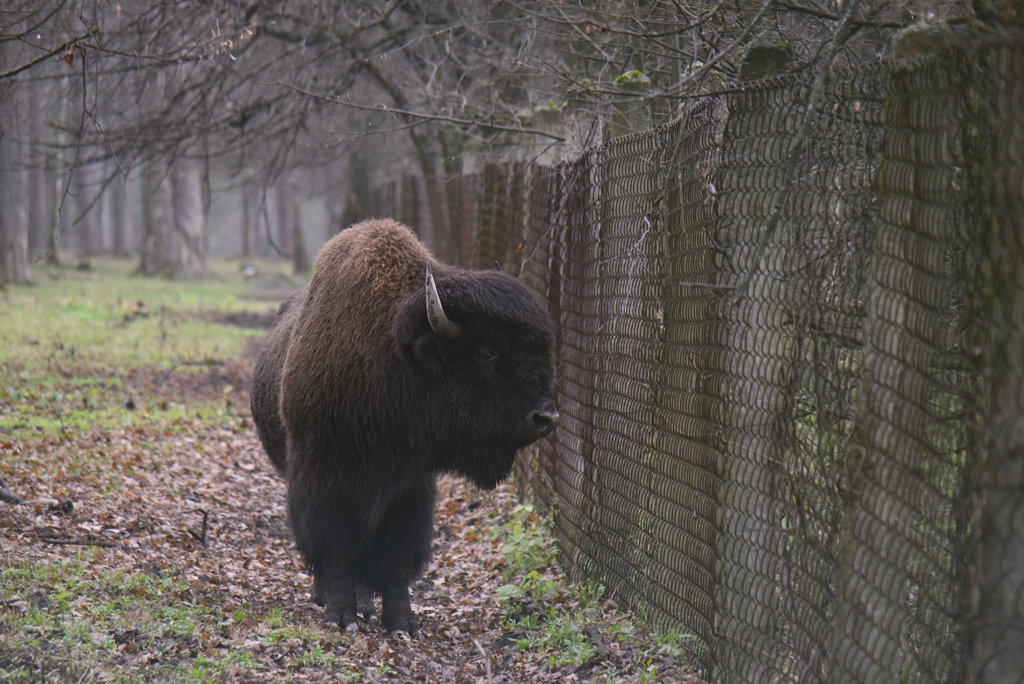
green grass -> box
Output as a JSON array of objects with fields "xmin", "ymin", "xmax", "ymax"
[
  {"xmin": 0, "ymin": 550, "xmax": 359, "ymax": 683},
  {"xmin": 493, "ymin": 505, "xmax": 697, "ymax": 678},
  {"xmin": 0, "ymin": 257, "xmax": 304, "ymax": 682},
  {"xmin": 0, "ymin": 256, "xmax": 283, "ymax": 450},
  {"xmin": 496, "ymin": 504, "xmax": 556, "ymax": 579},
  {"xmin": 0, "ymin": 257, "xmax": 700, "ymax": 682},
  {"xmin": 0, "ymin": 256, "xmax": 286, "ymax": 371},
  {"xmin": 0, "ymin": 551, "xmax": 220, "ymax": 680},
  {"xmin": 0, "ymin": 377, "xmax": 235, "ymax": 442}
]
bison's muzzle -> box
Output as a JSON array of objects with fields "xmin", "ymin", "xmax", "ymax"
[{"xmin": 528, "ymin": 402, "xmax": 559, "ymax": 440}]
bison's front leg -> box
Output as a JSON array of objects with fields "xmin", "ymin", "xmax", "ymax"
[
  {"xmin": 319, "ymin": 573, "xmax": 360, "ymax": 631},
  {"xmin": 366, "ymin": 478, "xmax": 436, "ymax": 635},
  {"xmin": 312, "ymin": 576, "xmax": 375, "ymax": 619},
  {"xmin": 381, "ymin": 580, "xmax": 417, "ymax": 634}
]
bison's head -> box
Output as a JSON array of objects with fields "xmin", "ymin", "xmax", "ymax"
[{"xmin": 393, "ymin": 265, "xmax": 557, "ymax": 489}]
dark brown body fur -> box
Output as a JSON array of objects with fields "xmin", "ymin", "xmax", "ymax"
[{"xmin": 251, "ymin": 219, "xmax": 556, "ymax": 633}]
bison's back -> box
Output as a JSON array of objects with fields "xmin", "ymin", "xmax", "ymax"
[{"xmin": 278, "ymin": 220, "xmax": 433, "ymax": 461}]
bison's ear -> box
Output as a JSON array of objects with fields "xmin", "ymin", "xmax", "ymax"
[
  {"xmin": 392, "ymin": 290, "xmax": 444, "ymax": 373},
  {"xmin": 411, "ymin": 335, "xmax": 444, "ymax": 373}
]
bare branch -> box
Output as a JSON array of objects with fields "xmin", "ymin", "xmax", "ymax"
[
  {"xmin": 0, "ymin": 32, "xmax": 93, "ymax": 80},
  {"xmin": 277, "ymin": 81, "xmax": 566, "ymax": 143}
]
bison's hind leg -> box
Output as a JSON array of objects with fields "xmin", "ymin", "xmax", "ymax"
[
  {"xmin": 311, "ymin": 574, "xmax": 374, "ymax": 628},
  {"xmin": 311, "ymin": 572, "xmax": 325, "ymax": 607},
  {"xmin": 311, "ymin": 575, "xmax": 373, "ymax": 613},
  {"xmin": 380, "ymin": 579, "xmax": 418, "ymax": 635}
]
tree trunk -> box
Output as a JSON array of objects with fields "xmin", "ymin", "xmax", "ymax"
[
  {"xmin": 137, "ymin": 159, "xmax": 207, "ymax": 278},
  {"xmin": 0, "ymin": 81, "xmax": 33, "ymax": 285},
  {"xmin": 44, "ymin": 75, "xmax": 71, "ymax": 266},
  {"xmin": 274, "ymin": 184, "xmax": 293, "ymax": 257},
  {"xmin": 46, "ymin": 162, "xmax": 64, "ymax": 266},
  {"xmin": 137, "ymin": 164, "xmax": 172, "ymax": 276},
  {"xmin": 241, "ymin": 187, "xmax": 253, "ymax": 259},
  {"xmin": 290, "ymin": 196, "xmax": 308, "ymax": 273},
  {"xmin": 110, "ymin": 170, "xmax": 132, "ymax": 257},
  {"xmin": 242, "ymin": 184, "xmax": 268, "ymax": 259},
  {"xmin": 27, "ymin": 79, "xmax": 49, "ymax": 259},
  {"xmin": 168, "ymin": 159, "xmax": 206, "ymax": 278},
  {"xmin": 74, "ymin": 161, "xmax": 101, "ymax": 259}
]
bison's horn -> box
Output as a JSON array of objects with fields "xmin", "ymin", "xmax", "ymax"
[{"xmin": 425, "ymin": 265, "xmax": 463, "ymax": 341}]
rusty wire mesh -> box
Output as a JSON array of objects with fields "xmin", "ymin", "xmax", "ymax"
[{"xmin": 373, "ymin": 36, "xmax": 1024, "ymax": 683}]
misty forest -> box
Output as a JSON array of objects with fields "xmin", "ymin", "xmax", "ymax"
[
  {"xmin": 3, "ymin": 2, "xmax": 1022, "ymax": 683},
  {"xmin": 1, "ymin": 0, "xmax": 946, "ymax": 280}
]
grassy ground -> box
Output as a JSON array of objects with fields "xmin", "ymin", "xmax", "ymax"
[{"xmin": 0, "ymin": 257, "xmax": 700, "ymax": 682}]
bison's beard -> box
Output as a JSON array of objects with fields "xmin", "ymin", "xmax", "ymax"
[{"xmin": 455, "ymin": 445, "xmax": 518, "ymax": 491}]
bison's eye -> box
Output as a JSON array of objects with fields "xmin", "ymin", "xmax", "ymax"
[{"xmin": 473, "ymin": 346, "xmax": 499, "ymax": 370}]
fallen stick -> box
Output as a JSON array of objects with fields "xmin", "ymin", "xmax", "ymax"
[
  {"xmin": 188, "ymin": 508, "xmax": 209, "ymax": 547},
  {"xmin": 37, "ymin": 536, "xmax": 119, "ymax": 549},
  {"xmin": 473, "ymin": 639, "xmax": 494, "ymax": 684}
]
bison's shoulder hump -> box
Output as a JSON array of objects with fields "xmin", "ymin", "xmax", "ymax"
[{"xmin": 311, "ymin": 220, "xmax": 431, "ymax": 302}]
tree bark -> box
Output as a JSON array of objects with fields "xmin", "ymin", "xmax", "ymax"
[
  {"xmin": 137, "ymin": 164, "xmax": 171, "ymax": 276},
  {"xmin": 967, "ymin": 41, "xmax": 1024, "ymax": 684},
  {"xmin": 290, "ymin": 195, "xmax": 308, "ymax": 273},
  {"xmin": 274, "ymin": 183, "xmax": 293, "ymax": 257},
  {"xmin": 241, "ymin": 186, "xmax": 254, "ymax": 259},
  {"xmin": 27, "ymin": 79, "xmax": 48, "ymax": 259},
  {"xmin": 137, "ymin": 159, "xmax": 207, "ymax": 278},
  {"xmin": 168, "ymin": 159, "xmax": 207, "ymax": 278},
  {"xmin": 110, "ymin": 170, "xmax": 132, "ymax": 257},
  {"xmin": 74, "ymin": 161, "xmax": 101, "ymax": 259},
  {"xmin": 0, "ymin": 81, "xmax": 33, "ymax": 285}
]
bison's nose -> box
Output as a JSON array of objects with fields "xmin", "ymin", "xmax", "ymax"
[{"xmin": 530, "ymin": 404, "xmax": 559, "ymax": 438}]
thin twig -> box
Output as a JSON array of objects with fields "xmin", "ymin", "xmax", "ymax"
[
  {"xmin": 0, "ymin": 489, "xmax": 24, "ymax": 505},
  {"xmin": 0, "ymin": 477, "xmax": 24, "ymax": 505},
  {"xmin": 188, "ymin": 508, "xmax": 209, "ymax": 547},
  {"xmin": 0, "ymin": 32, "xmax": 93, "ymax": 80},
  {"xmin": 662, "ymin": 0, "xmax": 777, "ymax": 96}
]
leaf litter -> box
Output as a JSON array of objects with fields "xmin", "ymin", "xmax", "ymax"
[{"xmin": 1, "ymin": 357, "xmax": 698, "ymax": 683}]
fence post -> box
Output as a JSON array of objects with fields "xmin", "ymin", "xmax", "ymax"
[
  {"xmin": 709, "ymin": 65, "xmax": 798, "ymax": 681},
  {"xmin": 516, "ymin": 105, "xmax": 564, "ymax": 166},
  {"xmin": 830, "ymin": 39, "xmax": 974, "ymax": 682},
  {"xmin": 966, "ymin": 39, "xmax": 1024, "ymax": 684}
]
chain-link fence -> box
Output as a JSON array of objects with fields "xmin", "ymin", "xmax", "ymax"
[{"xmin": 372, "ymin": 36, "xmax": 1024, "ymax": 682}]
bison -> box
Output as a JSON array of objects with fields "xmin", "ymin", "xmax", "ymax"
[{"xmin": 250, "ymin": 218, "xmax": 557, "ymax": 634}]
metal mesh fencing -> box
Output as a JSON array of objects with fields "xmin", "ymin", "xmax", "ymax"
[
  {"xmin": 373, "ymin": 35, "xmax": 1024, "ymax": 683},
  {"xmin": 966, "ymin": 39, "xmax": 1024, "ymax": 684}
]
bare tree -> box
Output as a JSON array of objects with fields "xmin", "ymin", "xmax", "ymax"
[
  {"xmin": 0, "ymin": 85, "xmax": 33, "ymax": 285},
  {"xmin": 0, "ymin": 10, "xmax": 38, "ymax": 285},
  {"xmin": 0, "ymin": 0, "xmax": 981, "ymax": 281}
]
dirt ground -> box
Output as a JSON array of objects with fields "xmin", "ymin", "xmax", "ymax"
[{"xmin": 0, "ymin": 358, "xmax": 697, "ymax": 682}]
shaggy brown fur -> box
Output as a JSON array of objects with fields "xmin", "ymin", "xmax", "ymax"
[{"xmin": 250, "ymin": 219, "xmax": 556, "ymax": 634}]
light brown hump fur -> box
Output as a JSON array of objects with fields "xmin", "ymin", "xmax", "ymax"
[
  {"xmin": 310, "ymin": 219, "xmax": 433, "ymax": 310},
  {"xmin": 280, "ymin": 219, "xmax": 435, "ymax": 428}
]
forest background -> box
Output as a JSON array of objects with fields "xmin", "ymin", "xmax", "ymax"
[{"xmin": 0, "ymin": 0, "xmax": 974, "ymax": 284}]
